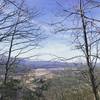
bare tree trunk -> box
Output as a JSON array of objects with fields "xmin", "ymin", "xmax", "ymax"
[
  {"xmin": 80, "ymin": 0, "xmax": 99, "ymax": 99},
  {"xmin": 4, "ymin": 10, "xmax": 20, "ymax": 85},
  {"xmin": 4, "ymin": 30, "xmax": 15, "ymax": 84}
]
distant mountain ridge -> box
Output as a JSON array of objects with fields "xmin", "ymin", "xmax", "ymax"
[
  {"xmin": 0, "ymin": 55, "xmax": 83, "ymax": 73},
  {"xmin": 1, "ymin": 55, "xmax": 100, "ymax": 73},
  {"xmin": 18, "ymin": 59, "xmax": 83, "ymax": 69},
  {"xmin": 0, "ymin": 55, "xmax": 85, "ymax": 69}
]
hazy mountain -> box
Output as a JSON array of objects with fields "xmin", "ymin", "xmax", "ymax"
[
  {"xmin": 18, "ymin": 59, "xmax": 83, "ymax": 69},
  {"xmin": 0, "ymin": 55, "xmax": 91, "ymax": 73}
]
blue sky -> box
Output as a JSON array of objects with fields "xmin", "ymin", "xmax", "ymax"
[
  {"xmin": 23, "ymin": 0, "xmax": 81, "ymax": 61},
  {"xmin": 23, "ymin": 0, "xmax": 100, "ymax": 61}
]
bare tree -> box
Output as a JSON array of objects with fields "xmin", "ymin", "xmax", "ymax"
[
  {"xmin": 51, "ymin": 0, "xmax": 100, "ymax": 100},
  {"xmin": 0, "ymin": 0, "xmax": 43, "ymax": 84},
  {"xmin": 79, "ymin": 0, "xmax": 100, "ymax": 99},
  {"xmin": 0, "ymin": 0, "xmax": 45, "ymax": 100}
]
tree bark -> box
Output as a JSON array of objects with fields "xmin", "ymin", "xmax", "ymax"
[{"xmin": 80, "ymin": 0, "xmax": 100, "ymax": 100}]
